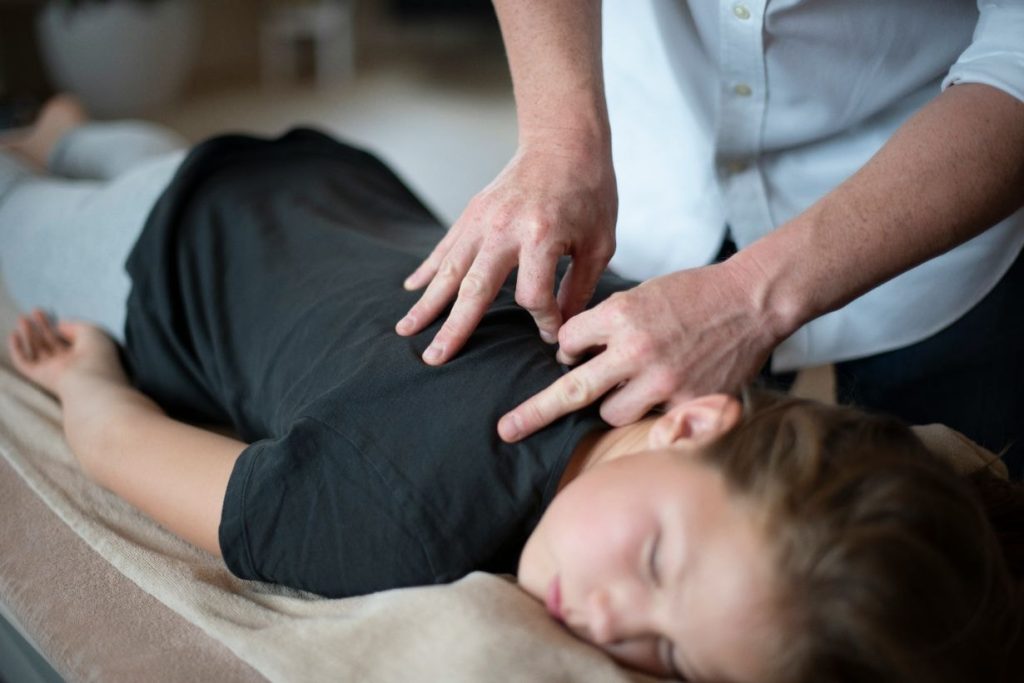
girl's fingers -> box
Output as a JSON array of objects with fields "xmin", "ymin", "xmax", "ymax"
[
  {"xmin": 43, "ymin": 310, "xmax": 70, "ymax": 347},
  {"xmin": 27, "ymin": 311, "xmax": 54, "ymax": 356},
  {"xmin": 55, "ymin": 321, "xmax": 79, "ymax": 344},
  {"xmin": 33, "ymin": 309, "xmax": 65, "ymax": 351},
  {"xmin": 7, "ymin": 331, "xmax": 27, "ymax": 367},
  {"xmin": 16, "ymin": 316, "xmax": 37, "ymax": 361}
]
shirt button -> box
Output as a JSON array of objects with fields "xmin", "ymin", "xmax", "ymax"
[
  {"xmin": 733, "ymin": 83, "xmax": 752, "ymax": 97},
  {"xmin": 733, "ymin": 4, "xmax": 751, "ymax": 20}
]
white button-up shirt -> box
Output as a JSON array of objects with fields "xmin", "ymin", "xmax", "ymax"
[{"xmin": 602, "ymin": 0, "xmax": 1024, "ymax": 371}]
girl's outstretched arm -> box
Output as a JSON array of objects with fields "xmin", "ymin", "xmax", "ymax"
[{"xmin": 7, "ymin": 310, "xmax": 244, "ymax": 556}]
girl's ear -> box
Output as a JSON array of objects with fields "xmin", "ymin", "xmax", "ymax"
[{"xmin": 648, "ymin": 394, "xmax": 742, "ymax": 450}]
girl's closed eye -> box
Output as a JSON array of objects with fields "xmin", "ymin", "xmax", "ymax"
[{"xmin": 649, "ymin": 531, "xmax": 686, "ymax": 679}]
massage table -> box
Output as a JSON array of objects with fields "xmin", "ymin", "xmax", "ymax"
[{"xmin": 2, "ymin": 272, "xmax": 996, "ymax": 683}]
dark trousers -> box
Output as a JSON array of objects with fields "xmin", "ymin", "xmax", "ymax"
[
  {"xmin": 832, "ymin": 244, "xmax": 1024, "ymax": 479},
  {"xmin": 717, "ymin": 235, "xmax": 1024, "ymax": 480}
]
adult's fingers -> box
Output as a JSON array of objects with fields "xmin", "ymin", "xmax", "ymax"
[
  {"xmin": 596, "ymin": 372, "xmax": 676, "ymax": 426},
  {"xmin": 516, "ymin": 249, "xmax": 563, "ymax": 344},
  {"xmin": 556, "ymin": 250, "xmax": 611, "ymax": 323},
  {"xmin": 498, "ymin": 353, "xmax": 630, "ymax": 442},
  {"xmin": 420, "ymin": 251, "xmax": 516, "ymax": 365},
  {"xmin": 402, "ymin": 228, "xmax": 459, "ymax": 292},
  {"xmin": 554, "ymin": 309, "xmax": 607, "ymax": 366},
  {"xmin": 397, "ymin": 242, "xmax": 477, "ymax": 337}
]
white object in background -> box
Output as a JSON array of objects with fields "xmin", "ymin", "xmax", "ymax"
[
  {"xmin": 36, "ymin": 0, "xmax": 199, "ymax": 118},
  {"xmin": 261, "ymin": 0, "xmax": 356, "ymax": 91}
]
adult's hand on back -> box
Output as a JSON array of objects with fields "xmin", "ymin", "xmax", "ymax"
[
  {"xmin": 395, "ymin": 138, "xmax": 617, "ymax": 364},
  {"xmin": 498, "ymin": 258, "xmax": 795, "ymax": 442}
]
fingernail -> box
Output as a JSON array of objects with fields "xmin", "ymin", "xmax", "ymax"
[
  {"xmin": 540, "ymin": 330, "xmax": 556, "ymax": 344},
  {"xmin": 396, "ymin": 316, "xmax": 413, "ymax": 335},
  {"xmin": 499, "ymin": 414, "xmax": 522, "ymax": 441},
  {"xmin": 403, "ymin": 277, "xmax": 417, "ymax": 290},
  {"xmin": 423, "ymin": 344, "xmax": 443, "ymax": 364}
]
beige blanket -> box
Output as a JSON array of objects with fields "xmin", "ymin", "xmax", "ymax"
[{"xmin": 0, "ymin": 280, "xmax": 657, "ymax": 683}]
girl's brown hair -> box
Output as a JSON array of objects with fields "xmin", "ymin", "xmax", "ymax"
[{"xmin": 698, "ymin": 388, "xmax": 1022, "ymax": 683}]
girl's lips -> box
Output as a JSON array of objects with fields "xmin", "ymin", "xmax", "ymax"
[{"xmin": 546, "ymin": 575, "xmax": 564, "ymax": 622}]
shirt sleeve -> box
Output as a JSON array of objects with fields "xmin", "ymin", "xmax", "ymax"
[{"xmin": 942, "ymin": 0, "xmax": 1024, "ymax": 102}]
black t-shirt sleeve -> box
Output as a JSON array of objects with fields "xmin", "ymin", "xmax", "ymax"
[{"xmin": 220, "ymin": 417, "xmax": 439, "ymax": 596}]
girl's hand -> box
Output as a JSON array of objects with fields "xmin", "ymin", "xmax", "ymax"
[{"xmin": 7, "ymin": 309, "xmax": 127, "ymax": 398}]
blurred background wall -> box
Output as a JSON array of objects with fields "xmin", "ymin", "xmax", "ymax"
[{"xmin": 0, "ymin": 0, "xmax": 517, "ymax": 222}]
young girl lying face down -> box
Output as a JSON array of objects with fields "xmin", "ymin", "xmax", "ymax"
[{"xmin": 2, "ymin": 100, "xmax": 1021, "ymax": 683}]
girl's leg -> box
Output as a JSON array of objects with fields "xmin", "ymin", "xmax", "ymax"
[
  {"xmin": 49, "ymin": 119, "xmax": 188, "ymax": 181},
  {"xmin": 0, "ymin": 101, "xmax": 186, "ymax": 344},
  {"xmin": 0, "ymin": 154, "xmax": 183, "ymax": 343},
  {"xmin": 0, "ymin": 147, "xmax": 34, "ymax": 209}
]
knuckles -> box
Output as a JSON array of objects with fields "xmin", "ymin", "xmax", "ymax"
[
  {"xmin": 621, "ymin": 335, "xmax": 656, "ymax": 365},
  {"xmin": 438, "ymin": 257, "xmax": 461, "ymax": 280},
  {"xmin": 591, "ymin": 237, "xmax": 616, "ymax": 263},
  {"xmin": 556, "ymin": 323, "xmax": 575, "ymax": 348},
  {"xmin": 458, "ymin": 272, "xmax": 488, "ymax": 299},
  {"xmin": 515, "ymin": 288, "xmax": 549, "ymax": 312},
  {"xmin": 559, "ymin": 374, "xmax": 591, "ymax": 405},
  {"xmin": 523, "ymin": 217, "xmax": 555, "ymax": 247}
]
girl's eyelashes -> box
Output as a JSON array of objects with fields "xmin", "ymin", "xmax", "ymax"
[
  {"xmin": 648, "ymin": 529, "xmax": 661, "ymax": 585},
  {"xmin": 661, "ymin": 637, "xmax": 685, "ymax": 680}
]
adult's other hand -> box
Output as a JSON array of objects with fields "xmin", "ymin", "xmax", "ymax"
[
  {"xmin": 395, "ymin": 140, "xmax": 617, "ymax": 365},
  {"xmin": 497, "ymin": 259, "xmax": 790, "ymax": 442}
]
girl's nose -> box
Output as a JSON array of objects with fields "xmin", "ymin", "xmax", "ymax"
[
  {"xmin": 586, "ymin": 583, "xmax": 652, "ymax": 644},
  {"xmin": 586, "ymin": 588, "xmax": 616, "ymax": 644}
]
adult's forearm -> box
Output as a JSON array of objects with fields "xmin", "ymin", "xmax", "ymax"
[
  {"xmin": 731, "ymin": 83, "xmax": 1024, "ymax": 340},
  {"xmin": 492, "ymin": 0, "xmax": 610, "ymax": 151}
]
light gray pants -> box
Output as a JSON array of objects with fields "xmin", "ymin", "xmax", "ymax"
[{"xmin": 0, "ymin": 121, "xmax": 187, "ymax": 344}]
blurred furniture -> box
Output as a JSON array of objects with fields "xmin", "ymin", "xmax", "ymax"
[
  {"xmin": 260, "ymin": 0, "xmax": 356, "ymax": 90},
  {"xmin": 35, "ymin": 0, "xmax": 200, "ymax": 117}
]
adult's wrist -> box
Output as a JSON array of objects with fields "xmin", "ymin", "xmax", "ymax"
[
  {"xmin": 517, "ymin": 109, "xmax": 612, "ymax": 161},
  {"xmin": 513, "ymin": 122, "xmax": 616, "ymax": 200},
  {"xmin": 720, "ymin": 231, "xmax": 815, "ymax": 347}
]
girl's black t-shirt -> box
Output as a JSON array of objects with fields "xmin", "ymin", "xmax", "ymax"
[{"xmin": 121, "ymin": 129, "xmax": 632, "ymax": 598}]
